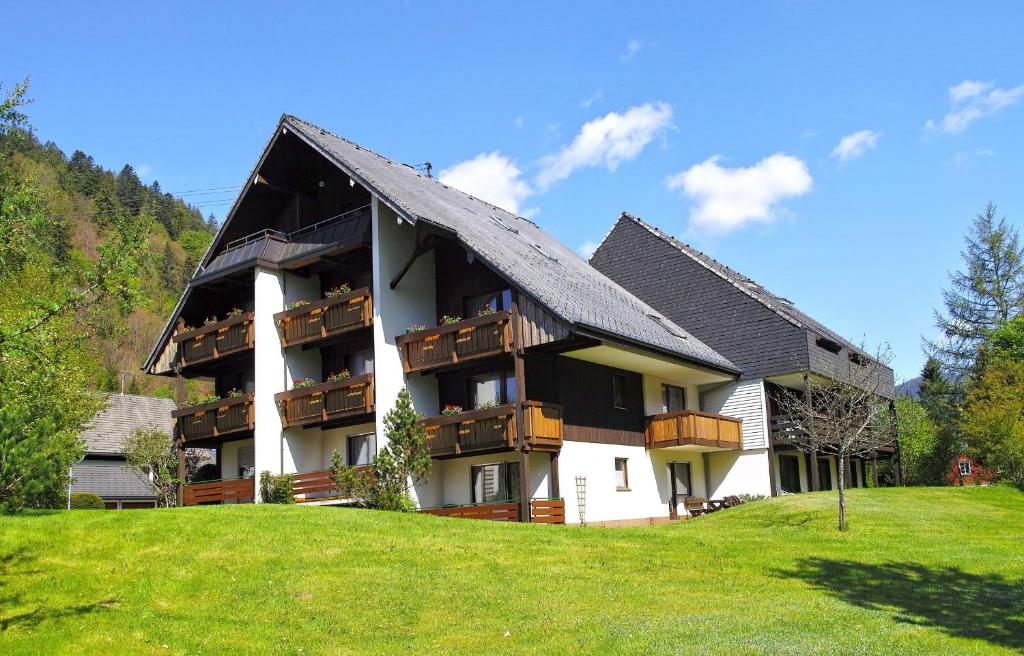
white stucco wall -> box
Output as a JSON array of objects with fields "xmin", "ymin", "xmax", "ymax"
[
  {"xmin": 557, "ymin": 441, "xmax": 669, "ymax": 524},
  {"xmin": 282, "ymin": 272, "xmax": 322, "ymax": 384},
  {"xmin": 253, "ymin": 267, "xmax": 286, "ymax": 500},
  {"xmin": 371, "ymin": 198, "xmax": 439, "ymax": 506},
  {"xmin": 423, "ymin": 452, "xmax": 552, "ymax": 508},
  {"xmin": 706, "ymin": 448, "xmax": 772, "ymax": 498}
]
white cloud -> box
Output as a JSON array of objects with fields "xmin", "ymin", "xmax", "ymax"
[
  {"xmin": 667, "ymin": 153, "xmax": 813, "ymax": 234},
  {"xmin": 577, "ymin": 240, "xmax": 600, "ymax": 260},
  {"xmin": 947, "ymin": 148, "xmax": 995, "ymax": 167},
  {"xmin": 579, "ymin": 90, "xmax": 604, "ymax": 109},
  {"xmin": 439, "ymin": 152, "xmax": 532, "ymax": 215},
  {"xmin": 536, "ymin": 102, "xmax": 673, "ymax": 190},
  {"xmin": 831, "ymin": 129, "xmax": 881, "ymax": 162},
  {"xmin": 924, "ymin": 80, "xmax": 1024, "ymax": 135},
  {"xmin": 620, "ymin": 37, "xmax": 655, "ymax": 62},
  {"xmin": 513, "ymin": 116, "xmax": 524, "ymax": 129}
]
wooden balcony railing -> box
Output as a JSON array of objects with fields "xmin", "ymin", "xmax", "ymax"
[
  {"xmin": 530, "ymin": 498, "xmax": 566, "ymax": 524},
  {"xmin": 172, "ymin": 394, "xmax": 254, "ymax": 443},
  {"xmin": 291, "ymin": 466, "xmax": 369, "ymax": 503},
  {"xmin": 419, "ymin": 501, "xmax": 520, "ymax": 521},
  {"xmin": 645, "ymin": 409, "xmax": 742, "ymax": 450},
  {"xmin": 420, "ymin": 401, "xmax": 563, "ymax": 458},
  {"xmin": 274, "ymin": 288, "xmax": 373, "ymax": 348},
  {"xmin": 274, "ymin": 374, "xmax": 374, "ymax": 429},
  {"xmin": 395, "ymin": 311, "xmax": 512, "ymax": 374},
  {"xmin": 173, "ymin": 313, "xmax": 254, "ymax": 369},
  {"xmin": 182, "ymin": 478, "xmax": 255, "ymax": 505}
]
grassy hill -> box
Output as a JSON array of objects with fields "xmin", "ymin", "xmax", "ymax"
[{"xmin": 1, "ymin": 487, "xmax": 1021, "ymax": 655}]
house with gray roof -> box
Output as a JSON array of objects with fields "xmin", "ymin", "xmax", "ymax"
[
  {"xmin": 71, "ymin": 394, "xmax": 175, "ymax": 509},
  {"xmin": 142, "ymin": 115, "xmax": 895, "ymax": 524},
  {"xmin": 590, "ymin": 212, "xmax": 899, "ymax": 496}
]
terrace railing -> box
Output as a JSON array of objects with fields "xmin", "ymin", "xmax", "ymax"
[
  {"xmin": 396, "ymin": 311, "xmax": 512, "ymax": 374},
  {"xmin": 172, "ymin": 394, "xmax": 254, "ymax": 443},
  {"xmin": 419, "ymin": 501, "xmax": 520, "ymax": 521},
  {"xmin": 645, "ymin": 410, "xmax": 742, "ymax": 450},
  {"xmin": 274, "ymin": 288, "xmax": 373, "ymax": 348},
  {"xmin": 274, "ymin": 374, "xmax": 374, "ymax": 429},
  {"xmin": 291, "ymin": 466, "xmax": 369, "ymax": 503},
  {"xmin": 173, "ymin": 312, "xmax": 254, "ymax": 369},
  {"xmin": 182, "ymin": 478, "xmax": 255, "ymax": 505}
]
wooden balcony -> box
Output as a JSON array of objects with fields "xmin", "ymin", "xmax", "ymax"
[
  {"xmin": 395, "ymin": 311, "xmax": 512, "ymax": 374},
  {"xmin": 421, "ymin": 401, "xmax": 563, "ymax": 458},
  {"xmin": 274, "ymin": 374, "xmax": 374, "ymax": 429},
  {"xmin": 274, "ymin": 288, "xmax": 373, "ymax": 348},
  {"xmin": 172, "ymin": 394, "xmax": 254, "ymax": 443},
  {"xmin": 173, "ymin": 313, "xmax": 254, "ymax": 370},
  {"xmin": 291, "ymin": 466, "xmax": 369, "ymax": 504},
  {"xmin": 645, "ymin": 410, "xmax": 742, "ymax": 450},
  {"xmin": 182, "ymin": 478, "xmax": 255, "ymax": 505}
]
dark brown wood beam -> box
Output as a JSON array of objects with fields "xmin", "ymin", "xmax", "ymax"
[
  {"xmin": 805, "ymin": 375, "xmax": 820, "ymax": 492},
  {"xmin": 764, "ymin": 382, "xmax": 779, "ymax": 497},
  {"xmin": 175, "ymin": 372, "xmax": 186, "ymax": 506},
  {"xmin": 511, "ymin": 291, "xmax": 531, "ymax": 522},
  {"xmin": 550, "ymin": 451, "xmax": 560, "ymax": 498}
]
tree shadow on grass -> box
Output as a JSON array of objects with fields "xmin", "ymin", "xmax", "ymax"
[
  {"xmin": 778, "ymin": 558, "xmax": 1024, "ymax": 650},
  {"xmin": 0, "ymin": 547, "xmax": 116, "ymax": 632}
]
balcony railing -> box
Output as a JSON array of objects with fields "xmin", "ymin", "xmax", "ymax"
[
  {"xmin": 173, "ymin": 313, "xmax": 254, "ymax": 369},
  {"xmin": 419, "ymin": 501, "xmax": 520, "ymax": 521},
  {"xmin": 274, "ymin": 288, "xmax": 373, "ymax": 348},
  {"xmin": 396, "ymin": 311, "xmax": 512, "ymax": 374},
  {"xmin": 172, "ymin": 394, "xmax": 254, "ymax": 443},
  {"xmin": 291, "ymin": 466, "xmax": 369, "ymax": 503},
  {"xmin": 274, "ymin": 374, "xmax": 374, "ymax": 429},
  {"xmin": 645, "ymin": 410, "xmax": 742, "ymax": 450},
  {"xmin": 182, "ymin": 478, "xmax": 255, "ymax": 505},
  {"xmin": 420, "ymin": 401, "xmax": 563, "ymax": 458}
]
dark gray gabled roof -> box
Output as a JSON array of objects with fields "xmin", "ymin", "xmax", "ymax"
[
  {"xmin": 280, "ymin": 115, "xmax": 737, "ymax": 373},
  {"xmin": 79, "ymin": 394, "xmax": 177, "ymax": 456},
  {"xmin": 70, "ymin": 459, "xmax": 156, "ymax": 500},
  {"xmin": 612, "ymin": 212, "xmax": 869, "ymax": 358}
]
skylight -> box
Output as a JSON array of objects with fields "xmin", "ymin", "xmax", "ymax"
[
  {"xmin": 531, "ymin": 242, "xmax": 558, "ymax": 261},
  {"xmin": 648, "ymin": 314, "xmax": 688, "ymax": 340},
  {"xmin": 490, "ymin": 214, "xmax": 518, "ymax": 233}
]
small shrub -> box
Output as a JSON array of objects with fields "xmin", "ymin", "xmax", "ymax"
[
  {"xmin": 191, "ymin": 463, "xmax": 219, "ymax": 483},
  {"xmin": 259, "ymin": 471, "xmax": 293, "ymax": 504},
  {"xmin": 736, "ymin": 494, "xmax": 765, "ymax": 504},
  {"xmin": 70, "ymin": 493, "xmax": 105, "ymax": 510}
]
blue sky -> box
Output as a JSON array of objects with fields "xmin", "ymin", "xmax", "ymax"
[{"xmin": 6, "ymin": 2, "xmax": 1023, "ymax": 381}]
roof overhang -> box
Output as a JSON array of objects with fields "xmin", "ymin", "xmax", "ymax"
[{"xmin": 563, "ymin": 339, "xmax": 737, "ymax": 385}]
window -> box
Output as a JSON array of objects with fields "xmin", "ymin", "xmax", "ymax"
[
  {"xmin": 347, "ymin": 349, "xmax": 375, "ymax": 376},
  {"xmin": 661, "ymin": 384, "xmax": 686, "ymax": 413},
  {"xmin": 467, "ymin": 371, "xmax": 516, "ymax": 409},
  {"xmin": 958, "ymin": 460, "xmax": 972, "ymax": 477},
  {"xmin": 612, "ymin": 374, "xmax": 627, "ymax": 409},
  {"xmin": 471, "ymin": 462, "xmax": 520, "ymax": 503},
  {"xmin": 464, "ymin": 289, "xmax": 512, "ymax": 317},
  {"xmin": 614, "ymin": 458, "xmax": 629, "ymax": 490},
  {"xmin": 347, "ymin": 433, "xmax": 376, "ymax": 466},
  {"xmin": 779, "ymin": 455, "xmax": 801, "ymax": 493}
]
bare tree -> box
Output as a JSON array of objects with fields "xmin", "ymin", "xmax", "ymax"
[{"xmin": 772, "ymin": 345, "xmax": 897, "ymax": 530}]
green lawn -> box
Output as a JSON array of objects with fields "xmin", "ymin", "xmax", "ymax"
[{"xmin": 1, "ymin": 486, "xmax": 1022, "ymax": 655}]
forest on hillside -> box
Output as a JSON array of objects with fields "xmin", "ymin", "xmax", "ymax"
[{"xmin": 0, "ymin": 108, "xmax": 217, "ymax": 397}]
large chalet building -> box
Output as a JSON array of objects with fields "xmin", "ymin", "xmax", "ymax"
[{"xmin": 145, "ymin": 115, "xmax": 897, "ymax": 525}]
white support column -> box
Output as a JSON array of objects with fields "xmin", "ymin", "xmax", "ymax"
[
  {"xmin": 370, "ymin": 197, "xmax": 439, "ymax": 506},
  {"xmin": 253, "ymin": 266, "xmax": 286, "ymax": 501}
]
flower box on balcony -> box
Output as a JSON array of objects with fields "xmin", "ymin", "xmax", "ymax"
[
  {"xmin": 395, "ymin": 310, "xmax": 512, "ymax": 374},
  {"xmin": 274, "ymin": 288, "xmax": 372, "ymax": 348}
]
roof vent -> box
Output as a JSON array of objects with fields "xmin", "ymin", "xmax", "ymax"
[
  {"xmin": 531, "ymin": 242, "xmax": 558, "ymax": 262},
  {"xmin": 490, "ymin": 215, "xmax": 518, "ymax": 234}
]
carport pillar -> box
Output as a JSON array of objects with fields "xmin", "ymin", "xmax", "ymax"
[
  {"xmin": 549, "ymin": 451, "xmax": 560, "ymax": 499},
  {"xmin": 871, "ymin": 454, "xmax": 879, "ymax": 487}
]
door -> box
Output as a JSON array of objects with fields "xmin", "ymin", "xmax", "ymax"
[
  {"xmin": 779, "ymin": 455, "xmax": 801, "ymax": 493},
  {"xmin": 669, "ymin": 462, "xmax": 692, "ymax": 518},
  {"xmin": 817, "ymin": 458, "xmax": 833, "ymax": 490}
]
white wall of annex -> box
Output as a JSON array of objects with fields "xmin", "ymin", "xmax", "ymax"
[{"xmin": 253, "ymin": 267, "xmax": 286, "ymax": 500}]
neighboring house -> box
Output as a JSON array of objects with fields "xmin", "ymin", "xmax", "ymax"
[
  {"xmin": 71, "ymin": 393, "xmax": 176, "ymax": 509},
  {"xmin": 947, "ymin": 454, "xmax": 996, "ymax": 487},
  {"xmin": 143, "ymin": 116, "xmax": 892, "ymax": 525},
  {"xmin": 590, "ymin": 213, "xmax": 899, "ymax": 497}
]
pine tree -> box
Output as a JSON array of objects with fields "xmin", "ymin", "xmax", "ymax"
[
  {"xmin": 116, "ymin": 164, "xmax": 143, "ymax": 217},
  {"xmin": 916, "ymin": 358, "xmax": 961, "ymax": 483},
  {"xmin": 926, "ymin": 203, "xmax": 1024, "ymax": 374}
]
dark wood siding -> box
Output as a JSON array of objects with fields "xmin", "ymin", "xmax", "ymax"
[
  {"xmin": 319, "ymin": 248, "xmax": 373, "ymax": 295},
  {"xmin": 525, "ymin": 355, "xmax": 645, "ymax": 446},
  {"xmin": 434, "ymin": 240, "xmax": 509, "ymax": 322}
]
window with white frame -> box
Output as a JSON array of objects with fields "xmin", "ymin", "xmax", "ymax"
[{"xmin": 614, "ymin": 457, "xmax": 629, "ymax": 490}]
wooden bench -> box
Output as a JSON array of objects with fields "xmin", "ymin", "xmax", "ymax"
[{"xmin": 684, "ymin": 496, "xmax": 707, "ymax": 517}]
